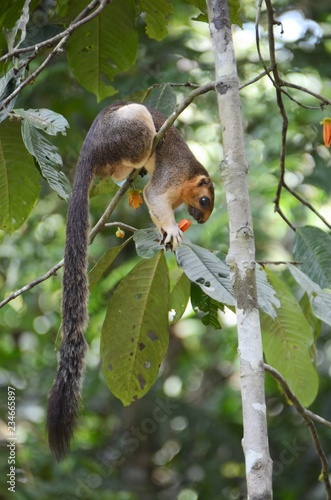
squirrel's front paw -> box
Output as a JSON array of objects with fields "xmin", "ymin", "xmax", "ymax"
[{"xmin": 161, "ymin": 226, "xmax": 183, "ymax": 251}]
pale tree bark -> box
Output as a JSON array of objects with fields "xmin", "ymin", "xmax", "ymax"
[{"xmin": 206, "ymin": 0, "xmax": 273, "ymax": 498}]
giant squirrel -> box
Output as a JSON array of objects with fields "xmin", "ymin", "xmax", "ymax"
[{"xmin": 46, "ymin": 101, "xmax": 214, "ymax": 460}]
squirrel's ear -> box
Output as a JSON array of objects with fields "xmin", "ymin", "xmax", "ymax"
[{"xmin": 197, "ymin": 176, "xmax": 212, "ymax": 187}]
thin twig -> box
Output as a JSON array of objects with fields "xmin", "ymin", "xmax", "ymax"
[
  {"xmin": 0, "ymin": 0, "xmax": 106, "ymax": 62},
  {"xmin": 283, "ymin": 183, "xmax": 331, "ymax": 230},
  {"xmin": 0, "ymin": 261, "xmax": 63, "ymax": 309},
  {"xmin": 263, "ymin": 0, "xmax": 331, "ymax": 231},
  {"xmin": 153, "ymin": 81, "xmax": 215, "ymax": 148},
  {"xmin": 256, "ymin": 260, "xmax": 302, "ymax": 266},
  {"xmin": 89, "ymin": 172, "xmax": 139, "ymax": 243},
  {"xmin": 239, "ymin": 69, "xmax": 270, "ymax": 90},
  {"xmin": 305, "ymin": 410, "xmax": 331, "ymax": 430},
  {"xmin": 255, "ymin": 0, "xmax": 331, "ymax": 109},
  {"xmin": 281, "ymin": 81, "xmax": 331, "ymax": 107},
  {"xmin": 0, "ymin": 0, "xmax": 110, "ymax": 111},
  {"xmin": 261, "ymin": 0, "xmax": 297, "ymax": 231},
  {"xmin": 264, "ymin": 364, "xmax": 331, "ymax": 498},
  {"xmin": 104, "ymin": 222, "xmax": 137, "ymax": 232},
  {"xmin": 255, "ymin": 0, "xmax": 275, "ymax": 85}
]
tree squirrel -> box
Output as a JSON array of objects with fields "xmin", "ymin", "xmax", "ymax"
[{"xmin": 46, "ymin": 101, "xmax": 214, "ymax": 460}]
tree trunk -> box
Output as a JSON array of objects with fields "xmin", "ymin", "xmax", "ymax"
[{"xmin": 206, "ymin": 1, "xmax": 273, "ymax": 498}]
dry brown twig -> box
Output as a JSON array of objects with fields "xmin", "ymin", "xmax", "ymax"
[{"xmin": 256, "ymin": 0, "xmax": 331, "ymax": 231}]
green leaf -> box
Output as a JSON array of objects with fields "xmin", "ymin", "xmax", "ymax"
[
  {"xmin": 260, "ymin": 269, "xmax": 318, "ymax": 407},
  {"xmin": 184, "ymin": 0, "xmax": 242, "ymax": 26},
  {"xmin": 139, "ymin": 0, "xmax": 173, "ymax": 41},
  {"xmin": 288, "ymin": 263, "xmax": 331, "ymax": 327},
  {"xmin": 0, "ymin": 0, "xmax": 39, "ymax": 55},
  {"xmin": 21, "ymin": 119, "xmax": 70, "ymax": 200},
  {"xmin": 0, "ymin": 119, "xmax": 40, "ymax": 233},
  {"xmin": 191, "ymin": 282, "xmax": 223, "ymax": 330},
  {"xmin": 14, "ymin": 108, "xmax": 69, "ymax": 136},
  {"xmin": 67, "ymin": 0, "xmax": 138, "ymax": 101},
  {"xmin": 90, "ymin": 176, "xmax": 119, "ymax": 198},
  {"xmin": 0, "ymin": 69, "xmax": 20, "ymax": 121},
  {"xmin": 3, "ymin": 0, "xmax": 30, "ymax": 51},
  {"xmin": 299, "ymin": 293, "xmax": 321, "ymax": 339},
  {"xmin": 183, "ymin": 0, "xmax": 208, "ymax": 22},
  {"xmin": 56, "ymin": 0, "xmax": 69, "ymax": 17},
  {"xmin": 134, "ymin": 227, "xmax": 163, "ymax": 259},
  {"xmin": 101, "ymin": 251, "xmax": 169, "ymax": 405},
  {"xmin": 143, "ymin": 84, "xmax": 177, "ymax": 117},
  {"xmin": 176, "ymin": 244, "xmax": 279, "ymax": 317},
  {"xmin": 89, "ymin": 238, "xmax": 132, "ymax": 289},
  {"xmin": 256, "ymin": 266, "xmax": 280, "ymax": 319},
  {"xmin": 176, "ymin": 240, "xmax": 235, "ymax": 306},
  {"xmin": 228, "ymin": 0, "xmax": 242, "ymax": 28},
  {"xmin": 293, "ymin": 226, "xmax": 331, "ymax": 288},
  {"xmin": 169, "ymin": 270, "xmax": 190, "ymax": 324}
]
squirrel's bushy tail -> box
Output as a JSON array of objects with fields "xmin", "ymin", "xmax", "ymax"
[{"xmin": 46, "ymin": 155, "xmax": 93, "ymax": 461}]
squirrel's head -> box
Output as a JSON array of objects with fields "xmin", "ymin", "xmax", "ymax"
[{"xmin": 182, "ymin": 175, "xmax": 214, "ymax": 224}]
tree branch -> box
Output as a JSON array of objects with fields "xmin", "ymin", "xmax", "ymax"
[
  {"xmin": 104, "ymin": 222, "xmax": 137, "ymax": 232},
  {"xmin": 281, "ymin": 81, "xmax": 331, "ymax": 107},
  {"xmin": 255, "ymin": 0, "xmax": 293, "ymax": 229},
  {"xmin": 0, "ymin": 260, "xmax": 63, "ymax": 309},
  {"xmin": 0, "ymin": 0, "xmax": 103, "ymax": 62},
  {"xmin": 283, "ymin": 183, "xmax": 331, "ymax": 230},
  {"xmin": 264, "ymin": 364, "xmax": 331, "ymax": 498},
  {"xmin": 262, "ymin": 0, "xmax": 331, "ymax": 231},
  {"xmin": 0, "ymin": 0, "xmax": 111, "ymax": 111},
  {"xmin": 239, "ymin": 69, "xmax": 270, "ymax": 90},
  {"xmin": 153, "ymin": 81, "xmax": 215, "ymax": 148}
]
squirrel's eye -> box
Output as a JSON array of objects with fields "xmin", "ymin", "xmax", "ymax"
[{"xmin": 199, "ymin": 196, "xmax": 210, "ymax": 208}]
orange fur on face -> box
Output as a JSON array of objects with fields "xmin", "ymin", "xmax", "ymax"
[{"xmin": 179, "ymin": 175, "xmax": 214, "ymax": 223}]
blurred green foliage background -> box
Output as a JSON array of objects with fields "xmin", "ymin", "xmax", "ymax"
[{"xmin": 1, "ymin": 0, "xmax": 331, "ymax": 498}]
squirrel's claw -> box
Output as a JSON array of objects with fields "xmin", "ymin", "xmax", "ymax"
[{"xmin": 161, "ymin": 226, "xmax": 183, "ymax": 251}]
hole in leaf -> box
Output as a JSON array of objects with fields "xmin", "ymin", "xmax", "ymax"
[
  {"xmin": 82, "ymin": 45, "xmax": 94, "ymax": 52},
  {"xmin": 147, "ymin": 331, "xmax": 158, "ymax": 342},
  {"xmin": 139, "ymin": 342, "xmax": 146, "ymax": 351},
  {"xmin": 106, "ymin": 364, "xmax": 113, "ymax": 371},
  {"xmin": 196, "ymin": 277, "xmax": 205, "ymax": 285},
  {"xmin": 134, "ymin": 293, "xmax": 142, "ymax": 300},
  {"xmin": 137, "ymin": 374, "xmax": 146, "ymax": 390},
  {"xmin": 144, "ymin": 360, "xmax": 151, "ymax": 369}
]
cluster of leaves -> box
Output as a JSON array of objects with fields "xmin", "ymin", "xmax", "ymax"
[
  {"xmin": 0, "ymin": 109, "xmax": 70, "ymax": 233},
  {"xmin": 89, "ymin": 219, "xmax": 330, "ymax": 412}
]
